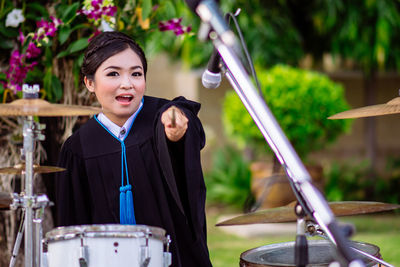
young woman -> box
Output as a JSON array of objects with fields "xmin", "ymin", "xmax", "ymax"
[{"xmin": 55, "ymin": 31, "xmax": 212, "ymax": 267}]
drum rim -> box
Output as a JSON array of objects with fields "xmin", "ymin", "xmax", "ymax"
[
  {"xmin": 45, "ymin": 224, "xmax": 166, "ymax": 243},
  {"xmin": 240, "ymin": 239, "xmax": 380, "ymax": 267}
]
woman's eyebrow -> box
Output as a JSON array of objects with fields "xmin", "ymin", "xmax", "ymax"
[{"xmin": 103, "ymin": 65, "xmax": 143, "ymax": 71}]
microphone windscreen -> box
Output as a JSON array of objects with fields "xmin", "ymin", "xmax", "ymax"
[{"xmin": 202, "ymin": 70, "xmax": 221, "ymax": 89}]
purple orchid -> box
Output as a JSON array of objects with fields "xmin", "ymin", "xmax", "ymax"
[
  {"xmin": 3, "ymin": 16, "xmax": 60, "ymax": 93},
  {"xmin": 6, "ymin": 50, "xmax": 38, "ymax": 92},
  {"xmin": 26, "ymin": 42, "xmax": 41, "ymax": 59},
  {"xmin": 34, "ymin": 17, "xmax": 62, "ymax": 41},
  {"xmin": 78, "ymin": 0, "xmax": 117, "ymax": 25},
  {"xmin": 158, "ymin": 18, "xmax": 191, "ymax": 36}
]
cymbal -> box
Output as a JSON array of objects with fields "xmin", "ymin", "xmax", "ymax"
[
  {"xmin": 216, "ymin": 201, "xmax": 400, "ymax": 226},
  {"xmin": 0, "ymin": 98, "xmax": 101, "ymax": 116},
  {"xmin": 0, "ymin": 163, "xmax": 65, "ymax": 175},
  {"xmin": 0, "ymin": 192, "xmax": 12, "ymax": 209},
  {"xmin": 329, "ymin": 97, "xmax": 400, "ymax": 119}
]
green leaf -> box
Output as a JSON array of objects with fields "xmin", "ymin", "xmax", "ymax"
[
  {"xmin": 43, "ymin": 68, "xmax": 53, "ymax": 101},
  {"xmin": 44, "ymin": 46, "xmax": 53, "ymax": 67},
  {"xmin": 57, "ymin": 37, "xmax": 89, "ymax": 57},
  {"xmin": 51, "ymin": 75, "xmax": 63, "ymax": 102},
  {"xmin": 61, "ymin": 2, "xmax": 80, "ymax": 24},
  {"xmin": 59, "ymin": 24, "xmax": 88, "ymax": 45},
  {"xmin": 26, "ymin": 3, "xmax": 49, "ymax": 17},
  {"xmin": 59, "ymin": 25, "xmax": 72, "ymax": 45},
  {"xmin": 141, "ymin": 0, "xmax": 152, "ymax": 21},
  {"xmin": 0, "ymin": 22, "xmax": 18, "ymax": 38},
  {"xmin": 0, "ymin": 39, "xmax": 13, "ymax": 49},
  {"xmin": 157, "ymin": 1, "xmax": 176, "ymax": 19},
  {"xmin": 56, "ymin": 50, "xmax": 70, "ymax": 58},
  {"xmin": 25, "ymin": 68, "xmax": 44, "ymax": 83},
  {"xmin": 68, "ymin": 38, "xmax": 89, "ymax": 53}
]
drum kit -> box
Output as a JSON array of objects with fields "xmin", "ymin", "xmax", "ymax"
[
  {"xmin": 0, "ymin": 84, "xmax": 172, "ymax": 267},
  {"xmin": 216, "ymin": 95, "xmax": 400, "ymax": 267},
  {"xmin": 1, "ymin": 82, "xmax": 400, "ymax": 267}
]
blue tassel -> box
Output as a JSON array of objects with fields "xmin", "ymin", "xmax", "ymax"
[
  {"xmin": 126, "ymin": 185, "xmax": 136, "ymax": 225},
  {"xmin": 120, "ymin": 186, "xmax": 127, "ymax": 224}
]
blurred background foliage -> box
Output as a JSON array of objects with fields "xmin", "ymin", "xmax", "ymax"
[
  {"xmin": 324, "ymin": 157, "xmax": 400, "ymax": 204},
  {"xmin": 199, "ymin": 0, "xmax": 400, "ymax": 209},
  {"xmin": 204, "ymin": 145, "xmax": 253, "ymax": 210},
  {"xmin": 222, "ymin": 65, "xmax": 351, "ymax": 161}
]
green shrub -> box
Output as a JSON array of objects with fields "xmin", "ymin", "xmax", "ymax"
[
  {"xmin": 205, "ymin": 146, "xmax": 253, "ymax": 210},
  {"xmin": 324, "ymin": 158, "xmax": 400, "ymax": 203},
  {"xmin": 222, "ymin": 65, "xmax": 352, "ymax": 160},
  {"xmin": 324, "ymin": 160, "xmax": 371, "ymax": 201}
]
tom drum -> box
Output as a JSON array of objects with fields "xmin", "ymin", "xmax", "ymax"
[{"xmin": 44, "ymin": 224, "xmax": 171, "ymax": 267}]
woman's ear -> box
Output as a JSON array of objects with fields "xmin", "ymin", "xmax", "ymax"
[{"xmin": 84, "ymin": 76, "xmax": 95, "ymax": 92}]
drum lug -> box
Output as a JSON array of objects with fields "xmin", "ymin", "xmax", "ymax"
[
  {"xmin": 163, "ymin": 252, "xmax": 172, "ymax": 267},
  {"xmin": 78, "ymin": 235, "xmax": 88, "ymax": 267},
  {"xmin": 139, "ymin": 229, "xmax": 151, "ymax": 267},
  {"xmin": 163, "ymin": 235, "xmax": 172, "ymax": 267}
]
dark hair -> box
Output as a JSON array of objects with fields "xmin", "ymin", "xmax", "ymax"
[{"xmin": 81, "ymin": 31, "xmax": 147, "ymax": 80}]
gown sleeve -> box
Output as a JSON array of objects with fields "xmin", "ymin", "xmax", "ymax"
[
  {"xmin": 153, "ymin": 96, "xmax": 208, "ymax": 242},
  {"xmin": 55, "ymin": 135, "xmax": 92, "ymax": 227}
]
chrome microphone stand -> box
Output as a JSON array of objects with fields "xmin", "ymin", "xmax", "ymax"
[{"xmin": 194, "ymin": 0, "xmax": 365, "ymax": 265}]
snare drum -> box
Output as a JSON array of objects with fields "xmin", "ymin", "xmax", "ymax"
[
  {"xmin": 44, "ymin": 224, "xmax": 171, "ymax": 267},
  {"xmin": 240, "ymin": 240, "xmax": 381, "ymax": 267}
]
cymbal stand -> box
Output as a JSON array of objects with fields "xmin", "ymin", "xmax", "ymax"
[
  {"xmin": 9, "ymin": 209, "xmax": 24, "ymax": 267},
  {"xmin": 15, "ymin": 84, "xmax": 48, "ymax": 267},
  {"xmin": 306, "ymin": 221, "xmax": 394, "ymax": 267},
  {"xmin": 10, "ymin": 194, "xmax": 51, "ymax": 267},
  {"xmin": 294, "ymin": 203, "xmax": 308, "ymax": 267}
]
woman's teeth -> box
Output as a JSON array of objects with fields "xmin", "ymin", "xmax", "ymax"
[{"xmin": 116, "ymin": 95, "xmax": 133, "ymax": 102}]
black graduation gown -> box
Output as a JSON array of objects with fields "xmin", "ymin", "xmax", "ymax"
[{"xmin": 55, "ymin": 95, "xmax": 213, "ymax": 267}]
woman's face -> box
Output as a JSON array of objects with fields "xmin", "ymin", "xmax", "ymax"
[{"xmin": 85, "ymin": 48, "xmax": 146, "ymax": 126}]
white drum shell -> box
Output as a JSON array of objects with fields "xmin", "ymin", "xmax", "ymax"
[{"xmin": 45, "ymin": 224, "xmax": 166, "ymax": 267}]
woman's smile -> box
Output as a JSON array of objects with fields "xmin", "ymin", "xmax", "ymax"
[{"xmin": 116, "ymin": 94, "xmax": 134, "ymax": 104}]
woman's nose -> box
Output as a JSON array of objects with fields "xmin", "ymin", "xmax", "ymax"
[{"xmin": 120, "ymin": 75, "xmax": 133, "ymax": 89}]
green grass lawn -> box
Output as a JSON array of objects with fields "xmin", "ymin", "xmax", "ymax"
[{"xmin": 206, "ymin": 209, "xmax": 400, "ymax": 267}]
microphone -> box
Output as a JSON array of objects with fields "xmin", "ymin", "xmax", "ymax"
[
  {"xmin": 202, "ymin": 49, "xmax": 222, "ymax": 89},
  {"xmin": 184, "ymin": 0, "xmax": 202, "ymax": 13}
]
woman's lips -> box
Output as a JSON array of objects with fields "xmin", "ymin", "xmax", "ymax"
[{"xmin": 116, "ymin": 95, "xmax": 133, "ymax": 103}]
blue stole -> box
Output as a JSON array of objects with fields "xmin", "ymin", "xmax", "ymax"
[{"xmin": 94, "ymin": 99, "xmax": 144, "ymax": 225}]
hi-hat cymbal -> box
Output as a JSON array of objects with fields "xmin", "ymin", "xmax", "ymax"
[
  {"xmin": 0, "ymin": 192, "xmax": 12, "ymax": 209},
  {"xmin": 216, "ymin": 201, "xmax": 400, "ymax": 226},
  {"xmin": 0, "ymin": 163, "xmax": 65, "ymax": 175},
  {"xmin": 0, "ymin": 98, "xmax": 101, "ymax": 116},
  {"xmin": 329, "ymin": 97, "xmax": 400, "ymax": 119}
]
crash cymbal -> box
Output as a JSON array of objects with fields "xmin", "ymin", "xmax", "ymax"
[
  {"xmin": 329, "ymin": 97, "xmax": 400, "ymax": 119},
  {"xmin": 0, "ymin": 163, "xmax": 65, "ymax": 175},
  {"xmin": 0, "ymin": 192, "xmax": 12, "ymax": 209},
  {"xmin": 216, "ymin": 201, "xmax": 400, "ymax": 226},
  {"xmin": 0, "ymin": 98, "xmax": 101, "ymax": 116}
]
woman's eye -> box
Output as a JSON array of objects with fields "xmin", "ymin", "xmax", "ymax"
[
  {"xmin": 132, "ymin": 72, "xmax": 143, "ymax": 77},
  {"xmin": 107, "ymin": 71, "xmax": 119, "ymax": 76}
]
